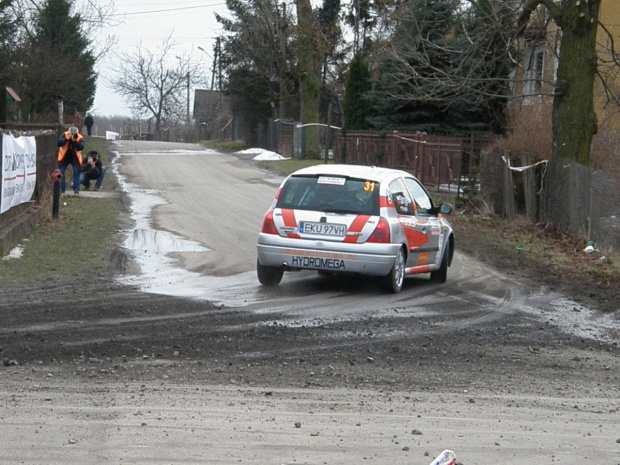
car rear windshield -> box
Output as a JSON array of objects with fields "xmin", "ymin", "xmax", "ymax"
[{"xmin": 277, "ymin": 175, "xmax": 379, "ymax": 215}]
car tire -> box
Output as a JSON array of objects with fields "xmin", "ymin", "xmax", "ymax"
[
  {"xmin": 430, "ymin": 247, "xmax": 449, "ymax": 283},
  {"xmin": 386, "ymin": 247, "xmax": 405, "ymax": 293},
  {"xmin": 257, "ymin": 259, "xmax": 284, "ymax": 286}
]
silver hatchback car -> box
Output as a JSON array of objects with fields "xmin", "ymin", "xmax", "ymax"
[{"xmin": 256, "ymin": 164, "xmax": 454, "ymax": 292}]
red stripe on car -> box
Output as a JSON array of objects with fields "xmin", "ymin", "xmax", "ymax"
[
  {"xmin": 344, "ymin": 215, "xmax": 371, "ymax": 243},
  {"xmin": 281, "ymin": 209, "xmax": 300, "ymax": 238}
]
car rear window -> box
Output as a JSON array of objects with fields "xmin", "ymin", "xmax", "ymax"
[{"xmin": 277, "ymin": 175, "xmax": 379, "ymax": 215}]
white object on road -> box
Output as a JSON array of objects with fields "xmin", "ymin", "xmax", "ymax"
[
  {"xmin": 429, "ymin": 449, "xmax": 457, "ymax": 465},
  {"xmin": 106, "ymin": 131, "xmax": 120, "ymax": 140}
]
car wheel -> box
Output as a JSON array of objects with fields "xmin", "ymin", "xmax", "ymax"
[
  {"xmin": 257, "ymin": 259, "xmax": 284, "ymax": 286},
  {"xmin": 386, "ymin": 247, "xmax": 405, "ymax": 293},
  {"xmin": 430, "ymin": 247, "xmax": 449, "ymax": 283}
]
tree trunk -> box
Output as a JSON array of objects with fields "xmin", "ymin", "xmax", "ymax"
[
  {"xmin": 519, "ymin": 0, "xmax": 601, "ymax": 228},
  {"xmin": 295, "ymin": 0, "xmax": 321, "ymax": 158},
  {"xmin": 552, "ymin": 1, "xmax": 600, "ymax": 167}
]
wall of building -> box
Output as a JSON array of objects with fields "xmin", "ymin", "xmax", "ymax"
[{"xmin": 594, "ymin": 0, "xmax": 620, "ymax": 130}]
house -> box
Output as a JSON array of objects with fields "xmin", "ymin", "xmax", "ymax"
[{"xmin": 512, "ymin": 1, "xmax": 620, "ymax": 130}]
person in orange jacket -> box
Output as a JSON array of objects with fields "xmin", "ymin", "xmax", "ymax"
[{"xmin": 57, "ymin": 126, "xmax": 85, "ymax": 194}]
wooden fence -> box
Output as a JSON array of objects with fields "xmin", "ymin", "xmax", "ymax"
[{"xmin": 334, "ymin": 131, "xmax": 492, "ymax": 193}]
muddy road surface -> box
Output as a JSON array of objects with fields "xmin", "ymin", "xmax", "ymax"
[{"xmin": 0, "ymin": 140, "xmax": 618, "ymax": 465}]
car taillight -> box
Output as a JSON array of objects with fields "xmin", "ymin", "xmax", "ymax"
[
  {"xmin": 367, "ymin": 217, "xmax": 391, "ymax": 243},
  {"xmin": 261, "ymin": 210, "xmax": 279, "ymax": 235}
]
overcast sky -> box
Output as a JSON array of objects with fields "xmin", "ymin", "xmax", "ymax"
[{"xmin": 92, "ymin": 0, "xmax": 227, "ymax": 117}]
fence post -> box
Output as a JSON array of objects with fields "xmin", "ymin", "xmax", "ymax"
[
  {"xmin": 51, "ymin": 169, "xmax": 62, "ymax": 219},
  {"xmin": 324, "ymin": 102, "xmax": 332, "ymax": 164},
  {"xmin": 503, "ymin": 151, "xmax": 516, "ymax": 219},
  {"xmin": 420, "ymin": 133, "xmax": 426, "ymax": 184},
  {"xmin": 436, "ymin": 139, "xmax": 442, "ymax": 191},
  {"xmin": 521, "ymin": 153, "xmax": 538, "ymax": 220}
]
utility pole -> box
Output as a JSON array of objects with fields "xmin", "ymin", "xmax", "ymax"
[
  {"xmin": 217, "ymin": 37, "xmax": 222, "ymax": 108},
  {"xmin": 186, "ymin": 71, "xmax": 190, "ymax": 125},
  {"xmin": 324, "ymin": 102, "xmax": 332, "ymax": 164},
  {"xmin": 279, "ymin": 3, "xmax": 287, "ymax": 120}
]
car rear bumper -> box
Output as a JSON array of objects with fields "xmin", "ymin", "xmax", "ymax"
[{"xmin": 257, "ymin": 233, "xmax": 400, "ymax": 276}]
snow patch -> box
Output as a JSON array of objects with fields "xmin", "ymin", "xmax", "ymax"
[
  {"xmin": 236, "ymin": 148, "xmax": 289, "ymax": 161},
  {"xmin": 2, "ymin": 245, "xmax": 24, "ymax": 261}
]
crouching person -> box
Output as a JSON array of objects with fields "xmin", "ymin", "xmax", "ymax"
[{"xmin": 80, "ymin": 150, "xmax": 106, "ymax": 191}]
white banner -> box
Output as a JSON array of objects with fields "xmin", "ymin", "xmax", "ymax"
[{"xmin": 1, "ymin": 134, "xmax": 37, "ymax": 214}]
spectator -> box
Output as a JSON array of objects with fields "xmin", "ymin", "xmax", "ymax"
[
  {"xmin": 80, "ymin": 150, "xmax": 106, "ymax": 191},
  {"xmin": 57, "ymin": 126, "xmax": 84, "ymax": 194},
  {"xmin": 85, "ymin": 113, "xmax": 94, "ymax": 136},
  {"xmin": 73, "ymin": 110, "xmax": 83, "ymax": 131}
]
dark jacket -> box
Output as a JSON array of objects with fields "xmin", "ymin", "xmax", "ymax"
[
  {"xmin": 81, "ymin": 154, "xmax": 103, "ymax": 179},
  {"xmin": 85, "ymin": 115, "xmax": 94, "ymax": 127}
]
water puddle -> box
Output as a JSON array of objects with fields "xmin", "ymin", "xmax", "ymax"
[
  {"xmin": 111, "ymin": 148, "xmax": 265, "ymax": 307},
  {"xmin": 124, "ymin": 229, "xmax": 208, "ymax": 253}
]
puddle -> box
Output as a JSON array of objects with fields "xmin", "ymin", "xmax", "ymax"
[
  {"xmin": 111, "ymin": 149, "xmax": 265, "ymax": 307},
  {"xmin": 124, "ymin": 229, "xmax": 209, "ymax": 253}
]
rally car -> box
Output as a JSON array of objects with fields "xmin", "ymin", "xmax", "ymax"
[{"xmin": 256, "ymin": 164, "xmax": 454, "ymax": 293}]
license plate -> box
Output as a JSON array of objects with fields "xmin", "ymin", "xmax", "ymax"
[{"xmin": 299, "ymin": 221, "xmax": 346, "ymax": 236}]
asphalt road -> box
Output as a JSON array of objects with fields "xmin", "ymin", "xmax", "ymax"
[{"xmin": 0, "ymin": 140, "xmax": 618, "ymax": 465}]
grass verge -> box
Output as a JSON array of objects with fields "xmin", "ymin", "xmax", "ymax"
[
  {"xmin": 199, "ymin": 139, "xmax": 249, "ymax": 153},
  {"xmin": 255, "ymin": 159, "xmax": 332, "ymax": 177},
  {"xmin": 0, "ymin": 137, "xmax": 122, "ymax": 288}
]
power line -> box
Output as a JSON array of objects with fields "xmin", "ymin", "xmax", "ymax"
[{"xmin": 113, "ymin": 3, "xmax": 228, "ymax": 17}]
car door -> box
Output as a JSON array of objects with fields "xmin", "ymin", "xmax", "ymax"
[
  {"xmin": 403, "ymin": 177, "xmax": 442, "ymax": 266},
  {"xmin": 387, "ymin": 177, "xmax": 434, "ymax": 267}
]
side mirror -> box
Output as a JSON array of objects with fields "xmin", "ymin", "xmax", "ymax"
[{"xmin": 438, "ymin": 203, "xmax": 453, "ymax": 215}]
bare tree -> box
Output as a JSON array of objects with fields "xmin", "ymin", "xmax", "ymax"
[{"xmin": 111, "ymin": 35, "xmax": 201, "ymax": 139}]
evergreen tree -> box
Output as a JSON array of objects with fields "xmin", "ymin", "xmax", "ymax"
[
  {"xmin": 343, "ymin": 53, "xmax": 372, "ymax": 130},
  {"xmin": 226, "ymin": 68, "xmax": 274, "ymax": 145},
  {"xmin": 20, "ymin": 0, "xmax": 96, "ymax": 120},
  {"xmin": 0, "ymin": 0, "xmax": 17, "ymax": 85},
  {"xmin": 367, "ymin": 0, "xmax": 491, "ymax": 135},
  {"xmin": 217, "ymin": 0, "xmax": 296, "ymax": 137},
  {"xmin": 459, "ymin": 0, "xmax": 515, "ymax": 134}
]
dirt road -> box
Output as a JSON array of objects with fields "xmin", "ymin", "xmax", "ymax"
[{"xmin": 0, "ymin": 140, "xmax": 618, "ymax": 464}]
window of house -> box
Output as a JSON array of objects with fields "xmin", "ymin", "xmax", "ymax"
[
  {"xmin": 526, "ymin": 47, "xmax": 545, "ymax": 95},
  {"xmin": 533, "ymin": 50, "xmax": 544, "ymax": 93}
]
